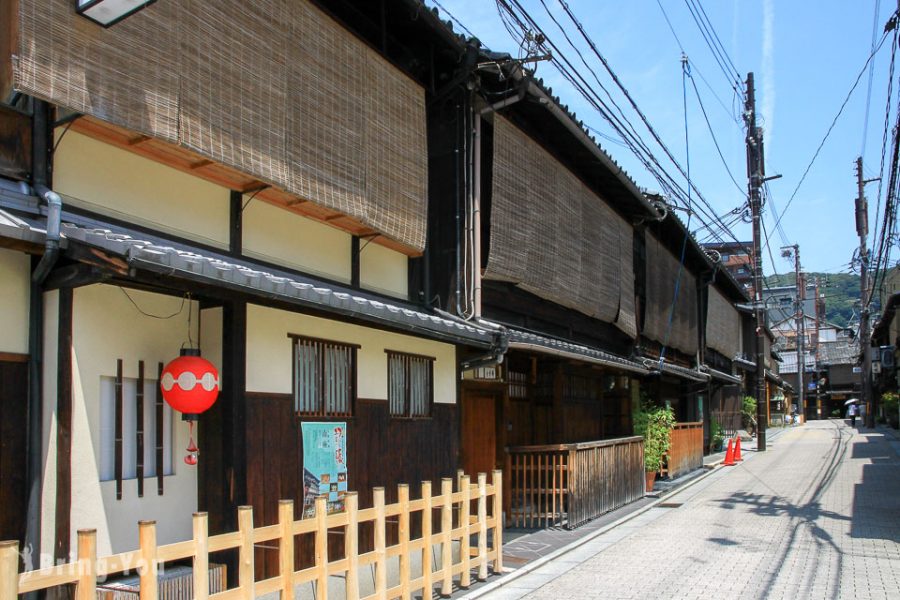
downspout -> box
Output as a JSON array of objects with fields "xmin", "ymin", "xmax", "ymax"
[
  {"xmin": 26, "ymin": 99, "xmax": 61, "ymax": 574},
  {"xmin": 473, "ymin": 113, "xmax": 482, "ymax": 318}
]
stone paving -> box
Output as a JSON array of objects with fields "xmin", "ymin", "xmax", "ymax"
[{"xmin": 479, "ymin": 421, "xmax": 900, "ymax": 600}]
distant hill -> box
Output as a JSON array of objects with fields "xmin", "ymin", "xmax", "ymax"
[{"xmin": 764, "ymin": 272, "xmax": 863, "ymax": 328}]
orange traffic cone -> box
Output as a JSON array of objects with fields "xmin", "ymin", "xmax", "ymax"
[
  {"xmin": 723, "ymin": 438, "xmax": 735, "ymax": 466},
  {"xmin": 734, "ymin": 436, "xmax": 743, "ymax": 461}
]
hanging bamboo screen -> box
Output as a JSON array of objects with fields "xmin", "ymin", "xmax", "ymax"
[
  {"xmin": 486, "ymin": 117, "xmax": 636, "ymax": 337},
  {"xmin": 643, "ymin": 233, "xmax": 699, "ymax": 355},
  {"xmin": 12, "ymin": 0, "xmax": 427, "ymax": 251},
  {"xmin": 706, "ymin": 286, "xmax": 741, "ymax": 360}
]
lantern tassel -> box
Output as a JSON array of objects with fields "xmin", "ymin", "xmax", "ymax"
[{"xmin": 184, "ymin": 421, "xmax": 199, "ymax": 465}]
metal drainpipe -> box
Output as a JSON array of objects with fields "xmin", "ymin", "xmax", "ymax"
[
  {"xmin": 25, "ymin": 99, "xmax": 62, "ymax": 578},
  {"xmin": 473, "ymin": 111, "xmax": 482, "ymax": 321}
]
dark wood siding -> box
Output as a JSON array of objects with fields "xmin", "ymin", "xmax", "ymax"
[
  {"xmin": 244, "ymin": 394, "xmax": 459, "ymax": 577},
  {"xmin": 0, "ymin": 356, "xmax": 28, "ymax": 549}
]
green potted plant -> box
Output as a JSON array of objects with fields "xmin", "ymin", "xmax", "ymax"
[
  {"xmin": 633, "ymin": 399, "xmax": 675, "ymax": 492},
  {"xmin": 883, "ymin": 392, "xmax": 899, "ymax": 429},
  {"xmin": 709, "ymin": 420, "xmax": 725, "ymax": 452}
]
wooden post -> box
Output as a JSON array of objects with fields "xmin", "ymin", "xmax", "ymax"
[
  {"xmin": 492, "ymin": 470, "xmax": 503, "ymax": 574},
  {"xmin": 238, "ymin": 506, "xmax": 255, "ymax": 599},
  {"xmin": 193, "ymin": 513, "xmax": 209, "ymax": 600},
  {"xmin": 567, "ymin": 448, "xmax": 577, "ymax": 528},
  {"xmin": 138, "ymin": 521, "xmax": 158, "ymax": 600},
  {"xmin": 477, "ymin": 474, "xmax": 487, "ymax": 581},
  {"xmin": 314, "ymin": 496, "xmax": 328, "ymax": 600},
  {"xmin": 373, "ymin": 488, "xmax": 387, "ymax": 600},
  {"xmin": 76, "ymin": 529, "xmax": 97, "ymax": 600},
  {"xmin": 440, "ymin": 478, "xmax": 452, "ymax": 597},
  {"xmin": 459, "ymin": 474, "xmax": 471, "ymax": 588},
  {"xmin": 278, "ymin": 501, "xmax": 294, "ymax": 600},
  {"xmin": 345, "ymin": 493, "xmax": 359, "ymax": 600},
  {"xmin": 503, "ymin": 453, "xmax": 512, "ymax": 528},
  {"xmin": 398, "ymin": 484, "xmax": 411, "ymax": 600},
  {"xmin": 0, "ymin": 541, "xmax": 19, "ymax": 600},
  {"xmin": 420, "ymin": 482, "xmax": 433, "ymax": 600}
]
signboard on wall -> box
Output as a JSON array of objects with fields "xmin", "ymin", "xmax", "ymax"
[{"xmin": 301, "ymin": 422, "xmax": 348, "ymax": 517}]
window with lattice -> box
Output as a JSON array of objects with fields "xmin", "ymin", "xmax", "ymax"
[
  {"xmin": 291, "ymin": 334, "xmax": 358, "ymax": 417},
  {"xmin": 386, "ymin": 350, "xmax": 434, "ymax": 418}
]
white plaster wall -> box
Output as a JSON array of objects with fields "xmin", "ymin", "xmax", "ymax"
[
  {"xmin": 0, "ymin": 248, "xmax": 30, "ymax": 354},
  {"xmin": 242, "ymin": 198, "xmax": 352, "ymax": 283},
  {"xmin": 200, "ymin": 307, "xmax": 224, "ymax": 391},
  {"xmin": 245, "ymin": 304, "xmax": 456, "ymax": 404},
  {"xmin": 65, "ymin": 284, "xmax": 205, "ymax": 556},
  {"xmin": 53, "ymin": 131, "xmax": 230, "ymax": 248},
  {"xmin": 40, "ymin": 291, "xmax": 59, "ymax": 566},
  {"xmin": 360, "ymin": 242, "xmax": 408, "ymax": 299}
]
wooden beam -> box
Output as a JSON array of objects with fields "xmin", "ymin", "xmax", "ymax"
[
  {"xmin": 43, "ymin": 263, "xmax": 113, "ymax": 290},
  {"xmin": 189, "ymin": 159, "xmax": 214, "ymax": 170},
  {"xmin": 127, "ymin": 135, "xmax": 151, "ymax": 146},
  {"xmin": 54, "ymin": 287, "xmax": 73, "ymax": 563},
  {"xmin": 137, "ymin": 360, "xmax": 145, "ymax": 498}
]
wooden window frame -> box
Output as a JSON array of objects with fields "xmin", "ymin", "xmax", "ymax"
[
  {"xmin": 289, "ymin": 333, "xmax": 359, "ymax": 418},
  {"xmin": 385, "ymin": 350, "xmax": 435, "ymax": 419}
]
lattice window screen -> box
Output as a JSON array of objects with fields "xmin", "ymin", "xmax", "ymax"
[
  {"xmin": 486, "ymin": 117, "xmax": 636, "ymax": 337},
  {"xmin": 707, "ymin": 287, "xmax": 741, "ymax": 359},
  {"xmin": 13, "ymin": 0, "xmax": 427, "ymax": 251},
  {"xmin": 643, "ymin": 233, "xmax": 699, "ymax": 355}
]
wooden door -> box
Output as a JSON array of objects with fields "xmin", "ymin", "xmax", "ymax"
[
  {"xmin": 460, "ymin": 392, "xmax": 498, "ymax": 478},
  {"xmin": 0, "ymin": 357, "xmax": 28, "ymax": 547}
]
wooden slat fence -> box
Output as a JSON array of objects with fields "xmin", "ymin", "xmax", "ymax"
[
  {"xmin": 0, "ymin": 472, "xmax": 502, "ymax": 600},
  {"xmin": 506, "ymin": 436, "xmax": 645, "ymax": 530},
  {"xmin": 665, "ymin": 422, "xmax": 704, "ymax": 479}
]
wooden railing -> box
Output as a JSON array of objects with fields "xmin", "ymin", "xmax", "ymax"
[
  {"xmin": 665, "ymin": 422, "xmax": 704, "ymax": 479},
  {"xmin": 0, "ymin": 472, "xmax": 502, "ymax": 600},
  {"xmin": 506, "ymin": 436, "xmax": 645, "ymax": 530}
]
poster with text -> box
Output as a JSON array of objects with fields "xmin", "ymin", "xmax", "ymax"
[{"xmin": 301, "ymin": 422, "xmax": 348, "ymax": 517}]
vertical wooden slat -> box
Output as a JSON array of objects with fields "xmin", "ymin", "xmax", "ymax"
[
  {"xmin": 503, "ymin": 453, "xmax": 512, "ymax": 528},
  {"xmin": 0, "ymin": 541, "xmax": 19, "ymax": 600},
  {"xmin": 314, "ymin": 496, "xmax": 328, "ymax": 600},
  {"xmin": 420, "ymin": 482, "xmax": 432, "ymax": 600},
  {"xmin": 567, "ymin": 449, "xmax": 577, "ymax": 528},
  {"xmin": 76, "ymin": 529, "xmax": 96, "ymax": 600},
  {"xmin": 138, "ymin": 521, "xmax": 158, "ymax": 600},
  {"xmin": 373, "ymin": 488, "xmax": 387, "ymax": 600},
  {"xmin": 398, "ymin": 484, "xmax": 411, "ymax": 600},
  {"xmin": 551, "ymin": 453, "xmax": 557, "ymax": 526},
  {"xmin": 440, "ymin": 479, "xmax": 452, "ymax": 597},
  {"xmin": 346, "ymin": 493, "xmax": 359, "ymax": 600},
  {"xmin": 278, "ymin": 501, "xmax": 294, "ymax": 600},
  {"xmin": 193, "ymin": 513, "xmax": 209, "ymax": 600},
  {"xmin": 459, "ymin": 474, "xmax": 471, "ymax": 588},
  {"xmin": 238, "ymin": 506, "xmax": 255, "ymax": 599},
  {"xmin": 476, "ymin": 474, "xmax": 487, "ymax": 581},
  {"xmin": 492, "ymin": 470, "xmax": 503, "ymax": 575},
  {"xmin": 115, "ymin": 359, "xmax": 124, "ymax": 500},
  {"xmin": 136, "ymin": 360, "xmax": 145, "ymax": 498},
  {"xmin": 156, "ymin": 361, "xmax": 164, "ymax": 495}
]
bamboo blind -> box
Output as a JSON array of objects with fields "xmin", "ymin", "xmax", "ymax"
[
  {"xmin": 486, "ymin": 117, "xmax": 636, "ymax": 337},
  {"xmin": 13, "ymin": 0, "xmax": 428, "ymax": 251},
  {"xmin": 706, "ymin": 287, "xmax": 741, "ymax": 359},
  {"xmin": 643, "ymin": 233, "xmax": 698, "ymax": 355}
]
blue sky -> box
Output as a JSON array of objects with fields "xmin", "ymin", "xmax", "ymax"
[{"xmin": 428, "ymin": 0, "xmax": 896, "ymax": 276}]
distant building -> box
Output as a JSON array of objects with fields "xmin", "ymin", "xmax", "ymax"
[{"xmin": 702, "ymin": 241, "xmax": 754, "ymax": 295}]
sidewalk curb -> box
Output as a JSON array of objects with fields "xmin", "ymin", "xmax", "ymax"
[{"xmin": 458, "ymin": 452, "xmax": 749, "ymax": 599}]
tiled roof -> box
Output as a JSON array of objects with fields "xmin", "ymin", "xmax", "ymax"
[
  {"xmin": 817, "ymin": 341, "xmax": 858, "ymax": 366},
  {"xmin": 507, "ymin": 329, "xmax": 649, "ymax": 374},
  {"xmin": 0, "ymin": 203, "xmax": 497, "ymax": 348}
]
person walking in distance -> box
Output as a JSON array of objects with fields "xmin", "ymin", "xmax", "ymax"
[{"xmin": 848, "ymin": 402, "xmax": 859, "ymax": 427}]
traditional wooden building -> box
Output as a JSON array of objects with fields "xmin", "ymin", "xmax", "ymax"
[{"xmin": 0, "ymin": 0, "xmax": 515, "ymax": 571}]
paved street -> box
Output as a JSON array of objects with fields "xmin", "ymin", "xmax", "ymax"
[{"xmin": 482, "ymin": 421, "xmax": 900, "ymax": 600}]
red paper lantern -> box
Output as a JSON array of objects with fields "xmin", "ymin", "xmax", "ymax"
[
  {"xmin": 160, "ymin": 349, "xmax": 219, "ymax": 465},
  {"xmin": 160, "ymin": 350, "xmax": 219, "ymax": 419}
]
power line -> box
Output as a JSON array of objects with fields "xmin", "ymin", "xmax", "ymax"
[
  {"xmin": 767, "ymin": 28, "xmax": 892, "ymax": 254},
  {"xmin": 862, "ymin": 0, "xmax": 883, "ymax": 158}
]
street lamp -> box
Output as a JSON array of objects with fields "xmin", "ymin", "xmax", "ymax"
[{"xmin": 75, "ymin": 0, "xmax": 156, "ymax": 27}]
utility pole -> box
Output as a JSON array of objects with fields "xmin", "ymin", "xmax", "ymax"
[
  {"xmin": 781, "ymin": 244, "xmax": 805, "ymax": 422},
  {"xmin": 856, "ymin": 157, "xmax": 879, "ymax": 428},
  {"xmin": 745, "ymin": 72, "xmax": 767, "ymax": 450}
]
